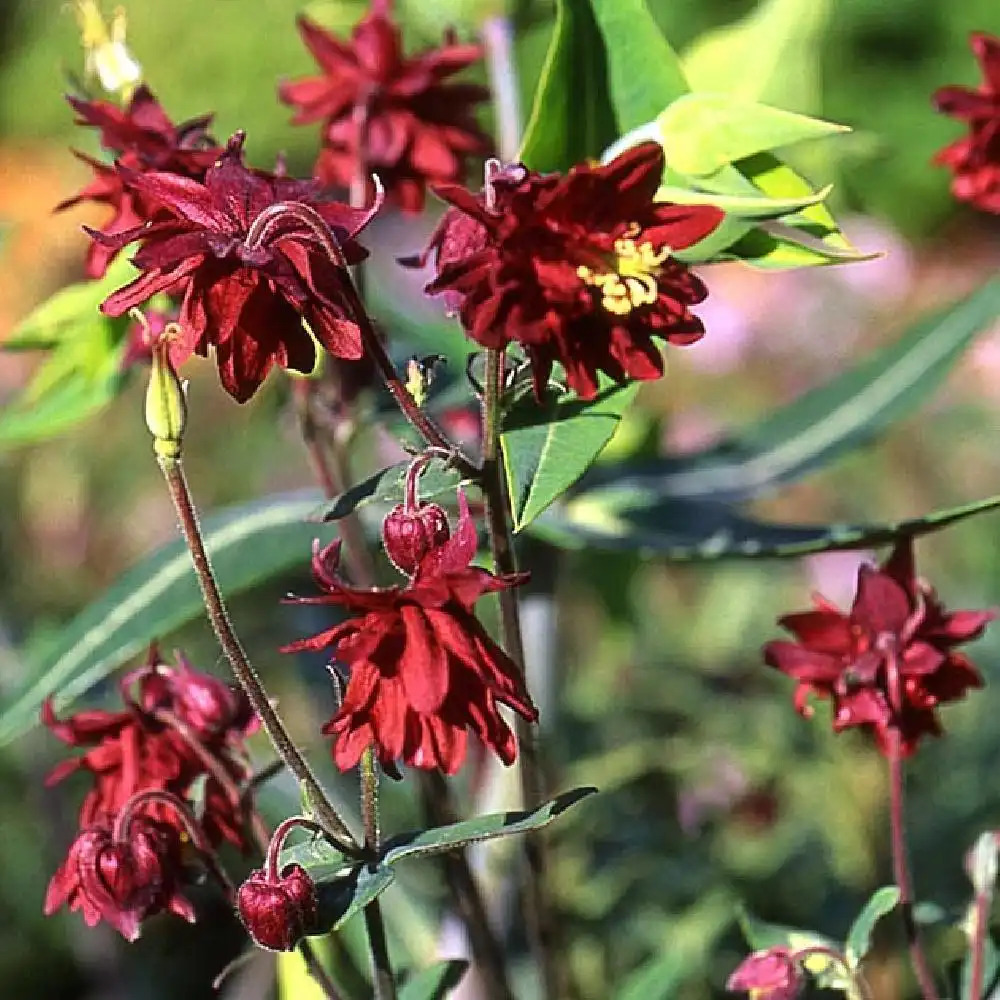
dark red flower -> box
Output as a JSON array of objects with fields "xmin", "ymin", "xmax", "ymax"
[
  {"xmin": 382, "ymin": 500, "xmax": 451, "ymax": 575},
  {"xmin": 44, "ymin": 816, "xmax": 194, "ymax": 941},
  {"xmin": 282, "ymin": 493, "xmax": 537, "ymax": 774},
  {"xmin": 727, "ymin": 947, "xmax": 802, "ymax": 1000},
  {"xmin": 763, "ymin": 540, "xmax": 993, "ymax": 757},
  {"xmin": 43, "ymin": 647, "xmax": 257, "ymax": 850},
  {"xmin": 91, "ymin": 132, "xmax": 379, "ymax": 402},
  {"xmin": 933, "ymin": 32, "xmax": 1000, "ymax": 213},
  {"xmin": 56, "ymin": 84, "xmax": 222, "ymax": 277},
  {"xmin": 237, "ymin": 864, "xmax": 318, "ymax": 951},
  {"xmin": 279, "ymin": 3, "xmax": 492, "ymax": 212},
  {"xmin": 410, "ymin": 143, "xmax": 724, "ymax": 400}
]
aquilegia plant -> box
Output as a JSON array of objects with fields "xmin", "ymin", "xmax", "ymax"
[{"xmin": 3, "ymin": 1, "xmax": 1000, "ymax": 998}]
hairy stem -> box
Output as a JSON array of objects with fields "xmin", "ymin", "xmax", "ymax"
[
  {"xmin": 888, "ymin": 735, "xmax": 940, "ymax": 1000},
  {"xmin": 156, "ymin": 456, "xmax": 358, "ymax": 854},
  {"xmin": 480, "ymin": 347, "xmax": 562, "ymax": 1000}
]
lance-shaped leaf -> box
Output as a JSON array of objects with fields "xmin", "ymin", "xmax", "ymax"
[
  {"xmin": 0, "ymin": 490, "xmax": 329, "ymax": 747},
  {"xmin": 320, "ymin": 461, "xmax": 465, "ymax": 522},
  {"xmin": 502, "ymin": 381, "xmax": 638, "ymax": 532},
  {"xmin": 381, "ymin": 787, "xmax": 596, "ymax": 866},
  {"xmin": 399, "ymin": 961, "xmax": 469, "ymax": 1000},
  {"xmin": 844, "ymin": 886, "xmax": 900, "ymax": 969},
  {"xmin": 530, "ymin": 492, "xmax": 1000, "ymax": 560},
  {"xmin": 577, "ymin": 280, "xmax": 1000, "ymax": 504}
]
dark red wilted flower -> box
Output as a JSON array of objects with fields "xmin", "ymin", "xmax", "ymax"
[
  {"xmin": 933, "ymin": 32, "xmax": 1000, "ymax": 213},
  {"xmin": 410, "ymin": 143, "xmax": 724, "ymax": 400},
  {"xmin": 91, "ymin": 132, "xmax": 379, "ymax": 402},
  {"xmin": 282, "ymin": 493, "xmax": 537, "ymax": 774},
  {"xmin": 237, "ymin": 864, "xmax": 318, "ymax": 951},
  {"xmin": 764, "ymin": 539, "xmax": 994, "ymax": 757},
  {"xmin": 727, "ymin": 947, "xmax": 802, "ymax": 1000},
  {"xmin": 57, "ymin": 84, "xmax": 221, "ymax": 277},
  {"xmin": 43, "ymin": 646, "xmax": 257, "ymax": 850},
  {"xmin": 44, "ymin": 816, "xmax": 194, "ymax": 941},
  {"xmin": 279, "ymin": 2, "xmax": 492, "ymax": 212},
  {"xmin": 383, "ymin": 501, "xmax": 451, "ymax": 576}
]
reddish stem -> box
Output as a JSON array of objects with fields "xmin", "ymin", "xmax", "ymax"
[{"xmin": 967, "ymin": 890, "xmax": 991, "ymax": 1000}]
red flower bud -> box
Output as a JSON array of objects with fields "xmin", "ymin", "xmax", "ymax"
[
  {"xmin": 727, "ymin": 947, "xmax": 802, "ymax": 999},
  {"xmin": 237, "ymin": 864, "xmax": 317, "ymax": 951},
  {"xmin": 382, "ymin": 502, "xmax": 450, "ymax": 575}
]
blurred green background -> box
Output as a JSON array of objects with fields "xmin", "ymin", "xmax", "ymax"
[{"xmin": 0, "ymin": 0, "xmax": 999, "ymax": 998}]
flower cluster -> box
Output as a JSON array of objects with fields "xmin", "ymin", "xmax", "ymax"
[
  {"xmin": 410, "ymin": 143, "xmax": 724, "ymax": 400},
  {"xmin": 283, "ymin": 492, "xmax": 537, "ymax": 774},
  {"xmin": 43, "ymin": 646, "xmax": 258, "ymax": 938},
  {"xmin": 91, "ymin": 132, "xmax": 379, "ymax": 401},
  {"xmin": 279, "ymin": 1, "xmax": 492, "ymax": 211},
  {"xmin": 764, "ymin": 540, "xmax": 993, "ymax": 757},
  {"xmin": 933, "ymin": 32, "xmax": 1000, "ymax": 213},
  {"xmin": 57, "ymin": 85, "xmax": 221, "ymax": 277}
]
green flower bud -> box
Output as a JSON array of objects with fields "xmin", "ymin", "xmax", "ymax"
[{"xmin": 145, "ymin": 331, "xmax": 187, "ymax": 461}]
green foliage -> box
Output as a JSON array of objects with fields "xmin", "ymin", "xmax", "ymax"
[
  {"xmin": 398, "ymin": 961, "xmax": 468, "ymax": 1000},
  {"xmin": 502, "ymin": 380, "xmax": 638, "ymax": 531},
  {"xmin": 0, "ymin": 490, "xmax": 329, "ymax": 747},
  {"xmin": 844, "ymin": 886, "xmax": 900, "ymax": 969}
]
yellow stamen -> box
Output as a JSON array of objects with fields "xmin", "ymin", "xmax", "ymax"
[{"xmin": 576, "ymin": 227, "xmax": 670, "ymax": 316}]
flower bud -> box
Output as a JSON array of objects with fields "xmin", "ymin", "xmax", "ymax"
[
  {"xmin": 168, "ymin": 655, "xmax": 256, "ymax": 740},
  {"xmin": 727, "ymin": 947, "xmax": 802, "ymax": 999},
  {"xmin": 74, "ymin": 1, "xmax": 142, "ymax": 98},
  {"xmin": 382, "ymin": 502, "xmax": 451, "ymax": 575},
  {"xmin": 237, "ymin": 864, "xmax": 317, "ymax": 952},
  {"xmin": 145, "ymin": 331, "xmax": 187, "ymax": 460}
]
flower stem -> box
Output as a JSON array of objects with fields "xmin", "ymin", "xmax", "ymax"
[
  {"xmin": 156, "ymin": 455, "xmax": 359, "ymax": 854},
  {"xmin": 480, "ymin": 347, "xmax": 563, "ymax": 1000},
  {"xmin": 482, "ymin": 15, "xmax": 522, "ymax": 162},
  {"xmin": 967, "ymin": 889, "xmax": 990, "ymax": 1000},
  {"xmin": 888, "ymin": 735, "xmax": 940, "ymax": 1000}
]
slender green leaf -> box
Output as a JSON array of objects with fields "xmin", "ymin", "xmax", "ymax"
[
  {"xmin": 531, "ymin": 492, "xmax": 1000, "ymax": 560},
  {"xmin": 399, "ymin": 961, "xmax": 469, "ymax": 1000},
  {"xmin": 844, "ymin": 886, "xmax": 900, "ymax": 969},
  {"xmin": 656, "ymin": 182, "xmax": 832, "ymax": 219},
  {"xmin": 320, "ymin": 461, "xmax": 465, "ymax": 522},
  {"xmin": 518, "ymin": 0, "xmax": 616, "ymax": 172},
  {"xmin": 0, "ymin": 490, "xmax": 329, "ymax": 747},
  {"xmin": 502, "ymin": 381, "xmax": 637, "ymax": 532},
  {"xmin": 587, "ymin": 0, "xmax": 689, "ymax": 132},
  {"xmin": 659, "ymin": 94, "xmax": 848, "ymax": 177},
  {"xmin": 577, "ymin": 281, "xmax": 1000, "ymax": 504},
  {"xmin": 381, "ymin": 787, "xmax": 597, "ymax": 867}
]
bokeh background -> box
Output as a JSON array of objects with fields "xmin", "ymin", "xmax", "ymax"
[{"xmin": 1, "ymin": 0, "xmax": 999, "ymax": 997}]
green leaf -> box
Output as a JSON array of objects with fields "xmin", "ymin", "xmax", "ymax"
[
  {"xmin": 531, "ymin": 491, "xmax": 1000, "ymax": 560},
  {"xmin": 0, "ymin": 490, "xmax": 329, "ymax": 747},
  {"xmin": 586, "ymin": 0, "xmax": 689, "ymax": 132},
  {"xmin": 4, "ymin": 256, "xmax": 138, "ymax": 351},
  {"xmin": 658, "ymin": 93, "xmax": 849, "ymax": 177},
  {"xmin": 737, "ymin": 907, "xmax": 850, "ymax": 992},
  {"xmin": 320, "ymin": 864, "xmax": 397, "ymax": 932},
  {"xmin": 579, "ymin": 280, "xmax": 1000, "ymax": 504},
  {"xmin": 399, "ymin": 961, "xmax": 469, "ymax": 1000},
  {"xmin": 320, "ymin": 460, "xmax": 465, "ymax": 522},
  {"xmin": 845, "ymin": 886, "xmax": 901, "ymax": 969},
  {"xmin": 380, "ymin": 787, "xmax": 597, "ymax": 867},
  {"xmin": 502, "ymin": 381, "xmax": 637, "ymax": 532},
  {"xmin": 681, "ymin": 0, "xmax": 831, "ymax": 113},
  {"xmin": 518, "ymin": 0, "xmax": 617, "ymax": 172},
  {"xmin": 656, "ymin": 181, "xmax": 832, "ymax": 220}
]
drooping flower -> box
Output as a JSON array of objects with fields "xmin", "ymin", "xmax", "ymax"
[
  {"xmin": 763, "ymin": 539, "xmax": 993, "ymax": 757},
  {"xmin": 43, "ymin": 646, "xmax": 257, "ymax": 850},
  {"xmin": 382, "ymin": 500, "xmax": 451, "ymax": 575},
  {"xmin": 932, "ymin": 32, "xmax": 1000, "ymax": 213},
  {"xmin": 90, "ymin": 132, "xmax": 379, "ymax": 401},
  {"xmin": 56, "ymin": 84, "xmax": 221, "ymax": 277},
  {"xmin": 282, "ymin": 493, "xmax": 537, "ymax": 774},
  {"xmin": 727, "ymin": 947, "xmax": 802, "ymax": 1000},
  {"xmin": 44, "ymin": 815, "xmax": 194, "ymax": 941},
  {"xmin": 278, "ymin": 2, "xmax": 492, "ymax": 211},
  {"xmin": 408, "ymin": 143, "xmax": 724, "ymax": 400},
  {"xmin": 237, "ymin": 864, "xmax": 318, "ymax": 951}
]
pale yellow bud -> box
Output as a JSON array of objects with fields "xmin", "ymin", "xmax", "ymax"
[
  {"xmin": 145, "ymin": 326, "xmax": 187, "ymax": 461},
  {"xmin": 74, "ymin": 2, "xmax": 142, "ymax": 98}
]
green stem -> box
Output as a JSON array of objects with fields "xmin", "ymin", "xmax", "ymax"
[
  {"xmin": 480, "ymin": 347, "xmax": 563, "ymax": 1000},
  {"xmin": 156, "ymin": 455, "xmax": 359, "ymax": 855},
  {"xmin": 360, "ymin": 747, "xmax": 396, "ymax": 1000}
]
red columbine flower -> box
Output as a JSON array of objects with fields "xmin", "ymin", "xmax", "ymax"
[
  {"xmin": 410, "ymin": 143, "xmax": 724, "ymax": 400},
  {"xmin": 727, "ymin": 947, "xmax": 803, "ymax": 1000},
  {"xmin": 278, "ymin": 1, "xmax": 492, "ymax": 212},
  {"xmin": 237, "ymin": 864, "xmax": 318, "ymax": 952},
  {"xmin": 282, "ymin": 493, "xmax": 537, "ymax": 774},
  {"xmin": 933, "ymin": 32, "xmax": 1000, "ymax": 213},
  {"xmin": 90, "ymin": 132, "xmax": 379, "ymax": 402},
  {"xmin": 44, "ymin": 815, "xmax": 195, "ymax": 941},
  {"xmin": 763, "ymin": 539, "xmax": 994, "ymax": 757},
  {"xmin": 56, "ymin": 85, "xmax": 221, "ymax": 277}
]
